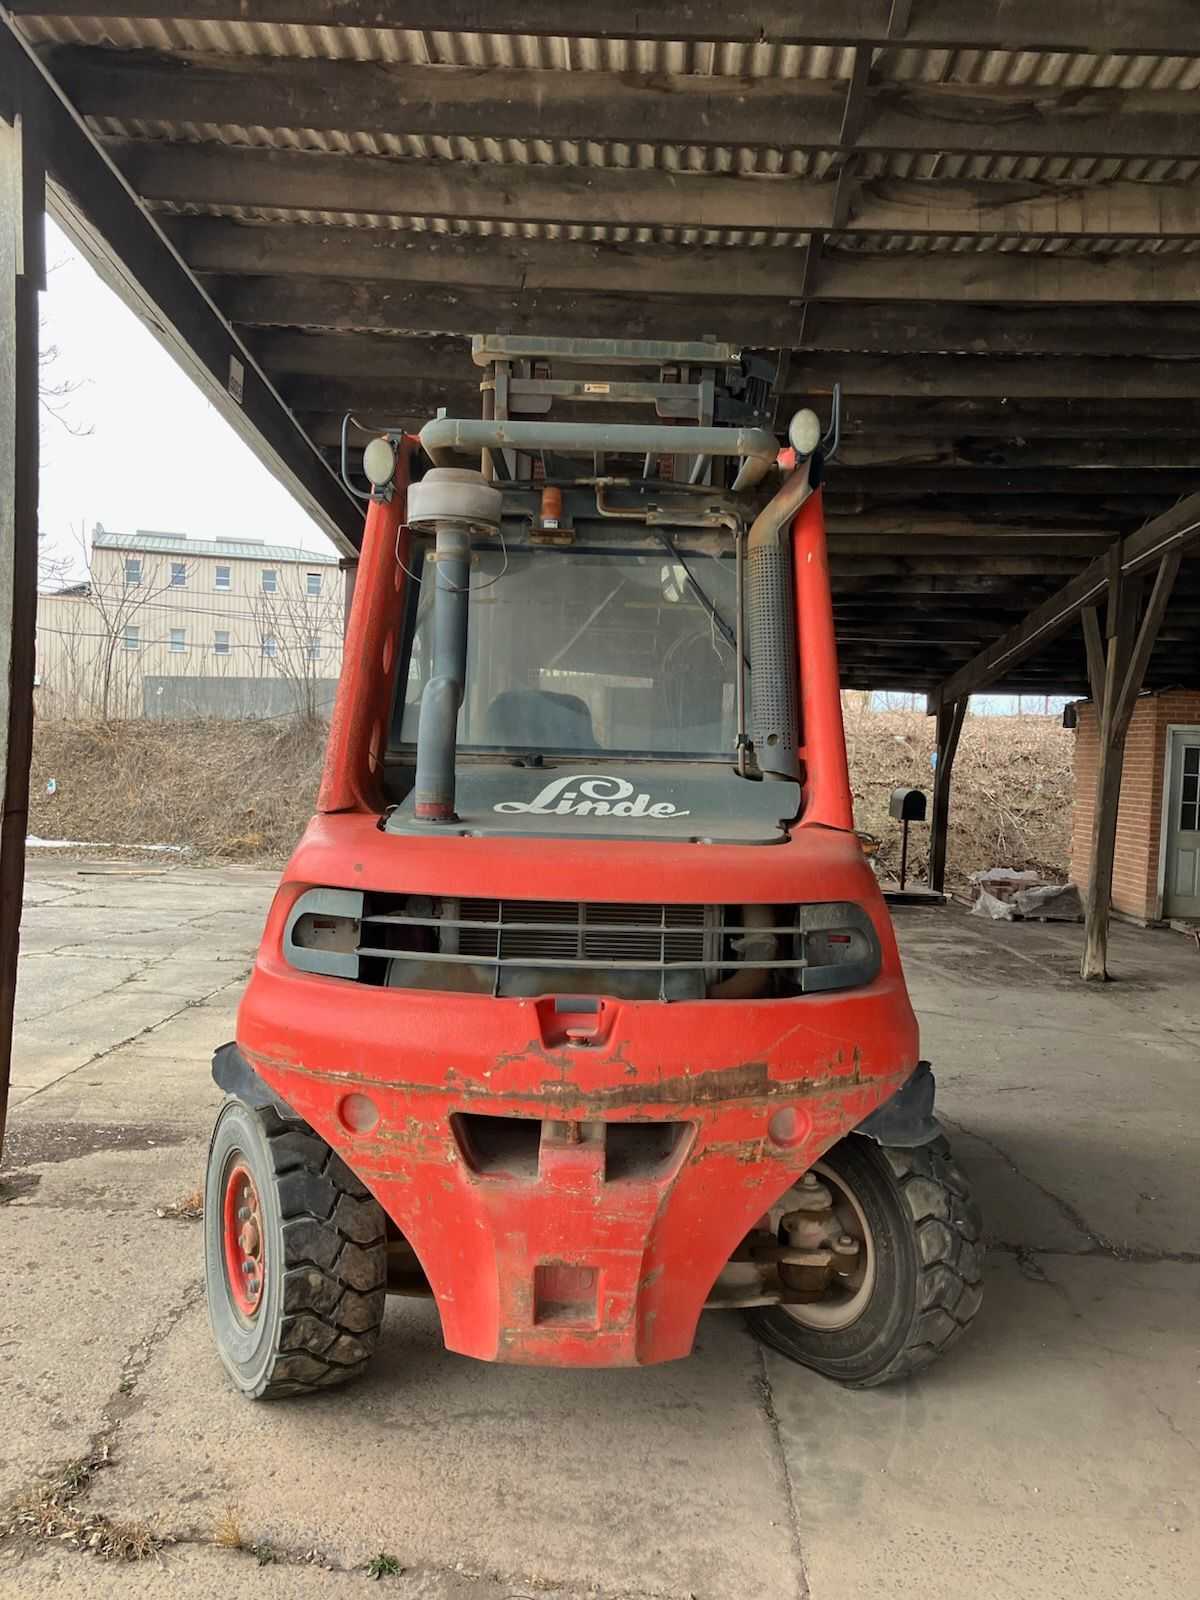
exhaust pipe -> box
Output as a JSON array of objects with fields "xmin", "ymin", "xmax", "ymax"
[
  {"xmin": 744, "ymin": 456, "xmax": 814, "ymax": 781},
  {"xmin": 405, "ymin": 468, "xmax": 503, "ymax": 821}
]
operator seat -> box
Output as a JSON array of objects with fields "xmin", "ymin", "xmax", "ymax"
[{"xmin": 486, "ymin": 689, "xmax": 599, "ymax": 750}]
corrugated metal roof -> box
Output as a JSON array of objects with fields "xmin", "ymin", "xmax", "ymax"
[
  {"xmin": 94, "ymin": 530, "xmax": 338, "ymax": 563},
  {"xmin": 21, "ymin": 13, "xmax": 1200, "ymax": 258},
  {"xmin": 18, "ymin": 15, "xmax": 1200, "ymax": 93}
]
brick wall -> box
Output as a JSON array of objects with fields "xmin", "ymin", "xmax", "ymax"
[{"xmin": 1070, "ymin": 689, "xmax": 1200, "ymax": 922}]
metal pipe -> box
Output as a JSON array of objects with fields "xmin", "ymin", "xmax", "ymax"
[
  {"xmin": 744, "ymin": 457, "xmax": 814, "ymax": 781},
  {"xmin": 406, "ymin": 467, "xmax": 503, "ymax": 822},
  {"xmin": 420, "ymin": 417, "xmax": 778, "ymax": 491},
  {"xmin": 413, "ymin": 527, "xmax": 470, "ymax": 822},
  {"xmin": 735, "ymin": 523, "xmax": 748, "ymax": 776}
]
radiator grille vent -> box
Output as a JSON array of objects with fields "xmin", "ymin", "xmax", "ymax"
[{"xmin": 453, "ymin": 898, "xmax": 709, "ymax": 966}]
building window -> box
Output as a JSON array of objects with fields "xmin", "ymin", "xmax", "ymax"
[
  {"xmin": 1182, "ymin": 745, "xmax": 1200, "ymax": 833},
  {"xmin": 214, "ymin": 630, "xmax": 231, "ymax": 656},
  {"xmin": 262, "ymin": 569, "xmax": 277, "ymax": 594},
  {"xmin": 124, "ymin": 624, "xmax": 140, "ymax": 651},
  {"xmin": 170, "ymin": 561, "xmax": 187, "ymax": 588},
  {"xmin": 169, "ymin": 628, "xmax": 186, "ymax": 654},
  {"xmin": 306, "ymin": 636, "xmax": 322, "ymax": 662},
  {"xmin": 262, "ymin": 636, "xmax": 277, "ymax": 659},
  {"xmin": 215, "ymin": 565, "xmax": 231, "ymax": 591},
  {"xmin": 306, "ymin": 571, "xmax": 322, "ymax": 596},
  {"xmin": 124, "ymin": 557, "xmax": 142, "ymax": 587}
]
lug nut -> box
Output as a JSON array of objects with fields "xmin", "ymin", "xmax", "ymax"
[{"xmin": 838, "ymin": 1234, "xmax": 856, "ymax": 1248}]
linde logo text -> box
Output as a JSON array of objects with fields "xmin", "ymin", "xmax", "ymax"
[{"xmin": 494, "ymin": 774, "xmax": 690, "ymax": 819}]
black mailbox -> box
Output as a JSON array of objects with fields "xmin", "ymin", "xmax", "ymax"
[{"xmin": 889, "ymin": 786, "xmax": 927, "ymax": 823}]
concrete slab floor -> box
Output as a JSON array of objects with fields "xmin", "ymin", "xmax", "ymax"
[{"xmin": 0, "ymin": 860, "xmax": 1197, "ymax": 1599}]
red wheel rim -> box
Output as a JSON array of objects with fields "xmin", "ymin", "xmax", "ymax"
[{"xmin": 222, "ymin": 1159, "xmax": 265, "ymax": 1320}]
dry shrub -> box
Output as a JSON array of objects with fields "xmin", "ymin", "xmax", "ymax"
[
  {"xmin": 844, "ymin": 704, "xmax": 1074, "ymax": 887},
  {"xmin": 29, "ymin": 708, "xmax": 1075, "ymax": 886},
  {"xmin": 30, "ymin": 717, "xmax": 326, "ymax": 862}
]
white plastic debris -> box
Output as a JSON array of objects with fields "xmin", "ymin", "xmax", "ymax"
[
  {"xmin": 1013, "ymin": 882, "xmax": 1084, "ymax": 921},
  {"xmin": 970, "ymin": 888, "xmax": 1016, "ymax": 921}
]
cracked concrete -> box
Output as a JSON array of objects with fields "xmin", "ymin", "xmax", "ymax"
[{"xmin": 1, "ymin": 863, "xmax": 1198, "ymax": 1598}]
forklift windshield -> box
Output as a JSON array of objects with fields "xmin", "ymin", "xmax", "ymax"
[{"xmin": 400, "ymin": 545, "xmax": 740, "ymax": 760}]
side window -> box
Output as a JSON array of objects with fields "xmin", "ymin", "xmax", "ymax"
[
  {"xmin": 170, "ymin": 562, "xmax": 187, "ymax": 588},
  {"xmin": 214, "ymin": 630, "xmax": 231, "ymax": 656},
  {"xmin": 123, "ymin": 624, "xmax": 140, "ymax": 651},
  {"xmin": 262, "ymin": 569, "xmax": 277, "ymax": 594},
  {"xmin": 215, "ymin": 565, "xmax": 231, "ymax": 592},
  {"xmin": 168, "ymin": 628, "xmax": 186, "ymax": 654},
  {"xmin": 306, "ymin": 571, "xmax": 322, "ymax": 596},
  {"xmin": 124, "ymin": 557, "xmax": 142, "ymax": 587},
  {"xmin": 262, "ymin": 636, "xmax": 277, "ymax": 659}
]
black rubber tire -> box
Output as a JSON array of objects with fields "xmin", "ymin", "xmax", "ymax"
[
  {"xmin": 204, "ymin": 1097, "xmax": 387, "ymax": 1400},
  {"xmin": 747, "ymin": 1134, "xmax": 983, "ymax": 1388}
]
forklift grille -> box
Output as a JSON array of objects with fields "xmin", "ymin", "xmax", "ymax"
[
  {"xmin": 285, "ymin": 890, "xmax": 881, "ymax": 1000},
  {"xmin": 452, "ymin": 899, "xmax": 710, "ymax": 966}
]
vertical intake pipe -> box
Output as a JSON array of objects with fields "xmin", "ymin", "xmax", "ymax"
[
  {"xmin": 405, "ymin": 467, "xmax": 503, "ymax": 821},
  {"xmin": 745, "ymin": 456, "xmax": 814, "ymax": 780}
]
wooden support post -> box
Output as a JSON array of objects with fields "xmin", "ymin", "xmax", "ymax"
[
  {"xmin": 928, "ymin": 697, "xmax": 967, "ymax": 895},
  {"xmin": 1080, "ymin": 544, "xmax": 1179, "ymax": 980},
  {"xmin": 0, "ymin": 111, "xmax": 44, "ymax": 1164}
]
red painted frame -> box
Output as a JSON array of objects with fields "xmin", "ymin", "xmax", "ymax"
[{"xmin": 235, "ymin": 451, "xmax": 920, "ymax": 1368}]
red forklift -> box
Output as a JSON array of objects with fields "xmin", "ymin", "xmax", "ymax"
[{"xmin": 204, "ymin": 337, "xmax": 982, "ymax": 1397}]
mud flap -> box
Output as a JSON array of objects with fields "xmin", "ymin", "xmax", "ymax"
[
  {"xmin": 853, "ymin": 1060, "xmax": 940, "ymax": 1147},
  {"xmin": 211, "ymin": 1042, "xmax": 298, "ymax": 1121}
]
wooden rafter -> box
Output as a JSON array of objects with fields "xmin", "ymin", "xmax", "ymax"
[
  {"xmin": 108, "ymin": 140, "xmax": 1200, "ymax": 243},
  {"xmin": 12, "ymin": 1, "xmax": 1200, "ymax": 56}
]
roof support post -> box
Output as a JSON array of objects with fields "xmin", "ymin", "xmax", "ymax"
[
  {"xmin": 927, "ymin": 696, "xmax": 966, "ymax": 896},
  {"xmin": 0, "ymin": 110, "xmax": 44, "ymax": 1165},
  {"xmin": 1081, "ymin": 546, "xmax": 1181, "ymax": 980}
]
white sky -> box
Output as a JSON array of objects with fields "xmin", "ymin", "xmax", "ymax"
[{"xmin": 37, "ymin": 215, "xmax": 335, "ymax": 583}]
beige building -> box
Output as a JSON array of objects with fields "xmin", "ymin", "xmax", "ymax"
[{"xmin": 37, "ymin": 527, "xmax": 344, "ymax": 720}]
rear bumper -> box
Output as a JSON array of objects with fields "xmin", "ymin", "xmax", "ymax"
[{"xmin": 234, "ymin": 962, "xmax": 919, "ymax": 1368}]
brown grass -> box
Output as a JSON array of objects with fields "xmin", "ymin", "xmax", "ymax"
[
  {"xmin": 30, "ymin": 717, "xmax": 325, "ymax": 863},
  {"xmin": 29, "ymin": 709, "xmax": 1074, "ymax": 887},
  {"xmin": 0, "ymin": 1450, "xmax": 166, "ymax": 1563},
  {"xmin": 213, "ymin": 1505, "xmax": 245, "ymax": 1551},
  {"xmin": 844, "ymin": 705, "xmax": 1074, "ymax": 887},
  {"xmin": 155, "ymin": 1186, "xmax": 204, "ymax": 1222}
]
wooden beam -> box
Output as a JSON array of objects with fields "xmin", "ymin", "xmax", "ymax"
[
  {"xmin": 109, "ymin": 139, "xmax": 1200, "ymax": 241},
  {"xmin": 0, "ymin": 25, "xmax": 361, "ymax": 552},
  {"xmin": 12, "ymin": 2, "xmax": 1200, "ymax": 56},
  {"xmin": 170, "ymin": 218, "xmax": 1200, "ymax": 305},
  {"xmin": 236, "ymin": 327, "xmax": 1200, "ymax": 403},
  {"xmin": 204, "ymin": 268, "xmax": 1200, "ymax": 358},
  {"xmin": 800, "ymin": 354, "xmax": 1200, "ymax": 402},
  {"xmin": 1081, "ymin": 556, "xmax": 1141, "ymax": 981},
  {"xmin": 832, "ymin": 466, "xmax": 1198, "ymax": 496},
  {"xmin": 928, "ymin": 698, "xmax": 967, "ymax": 895},
  {"xmin": 53, "ymin": 48, "xmax": 1200, "ymax": 163},
  {"xmin": 838, "ymin": 438, "xmax": 1200, "ymax": 470},
  {"xmin": 1081, "ymin": 605, "xmax": 1106, "ymax": 713},
  {"xmin": 841, "ymin": 397, "xmax": 1200, "ymax": 438},
  {"xmin": 0, "ymin": 110, "xmax": 42, "ymax": 1164},
  {"xmin": 1110, "ymin": 549, "xmax": 1182, "ymax": 735},
  {"xmin": 932, "ymin": 490, "xmax": 1200, "ymax": 706}
]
